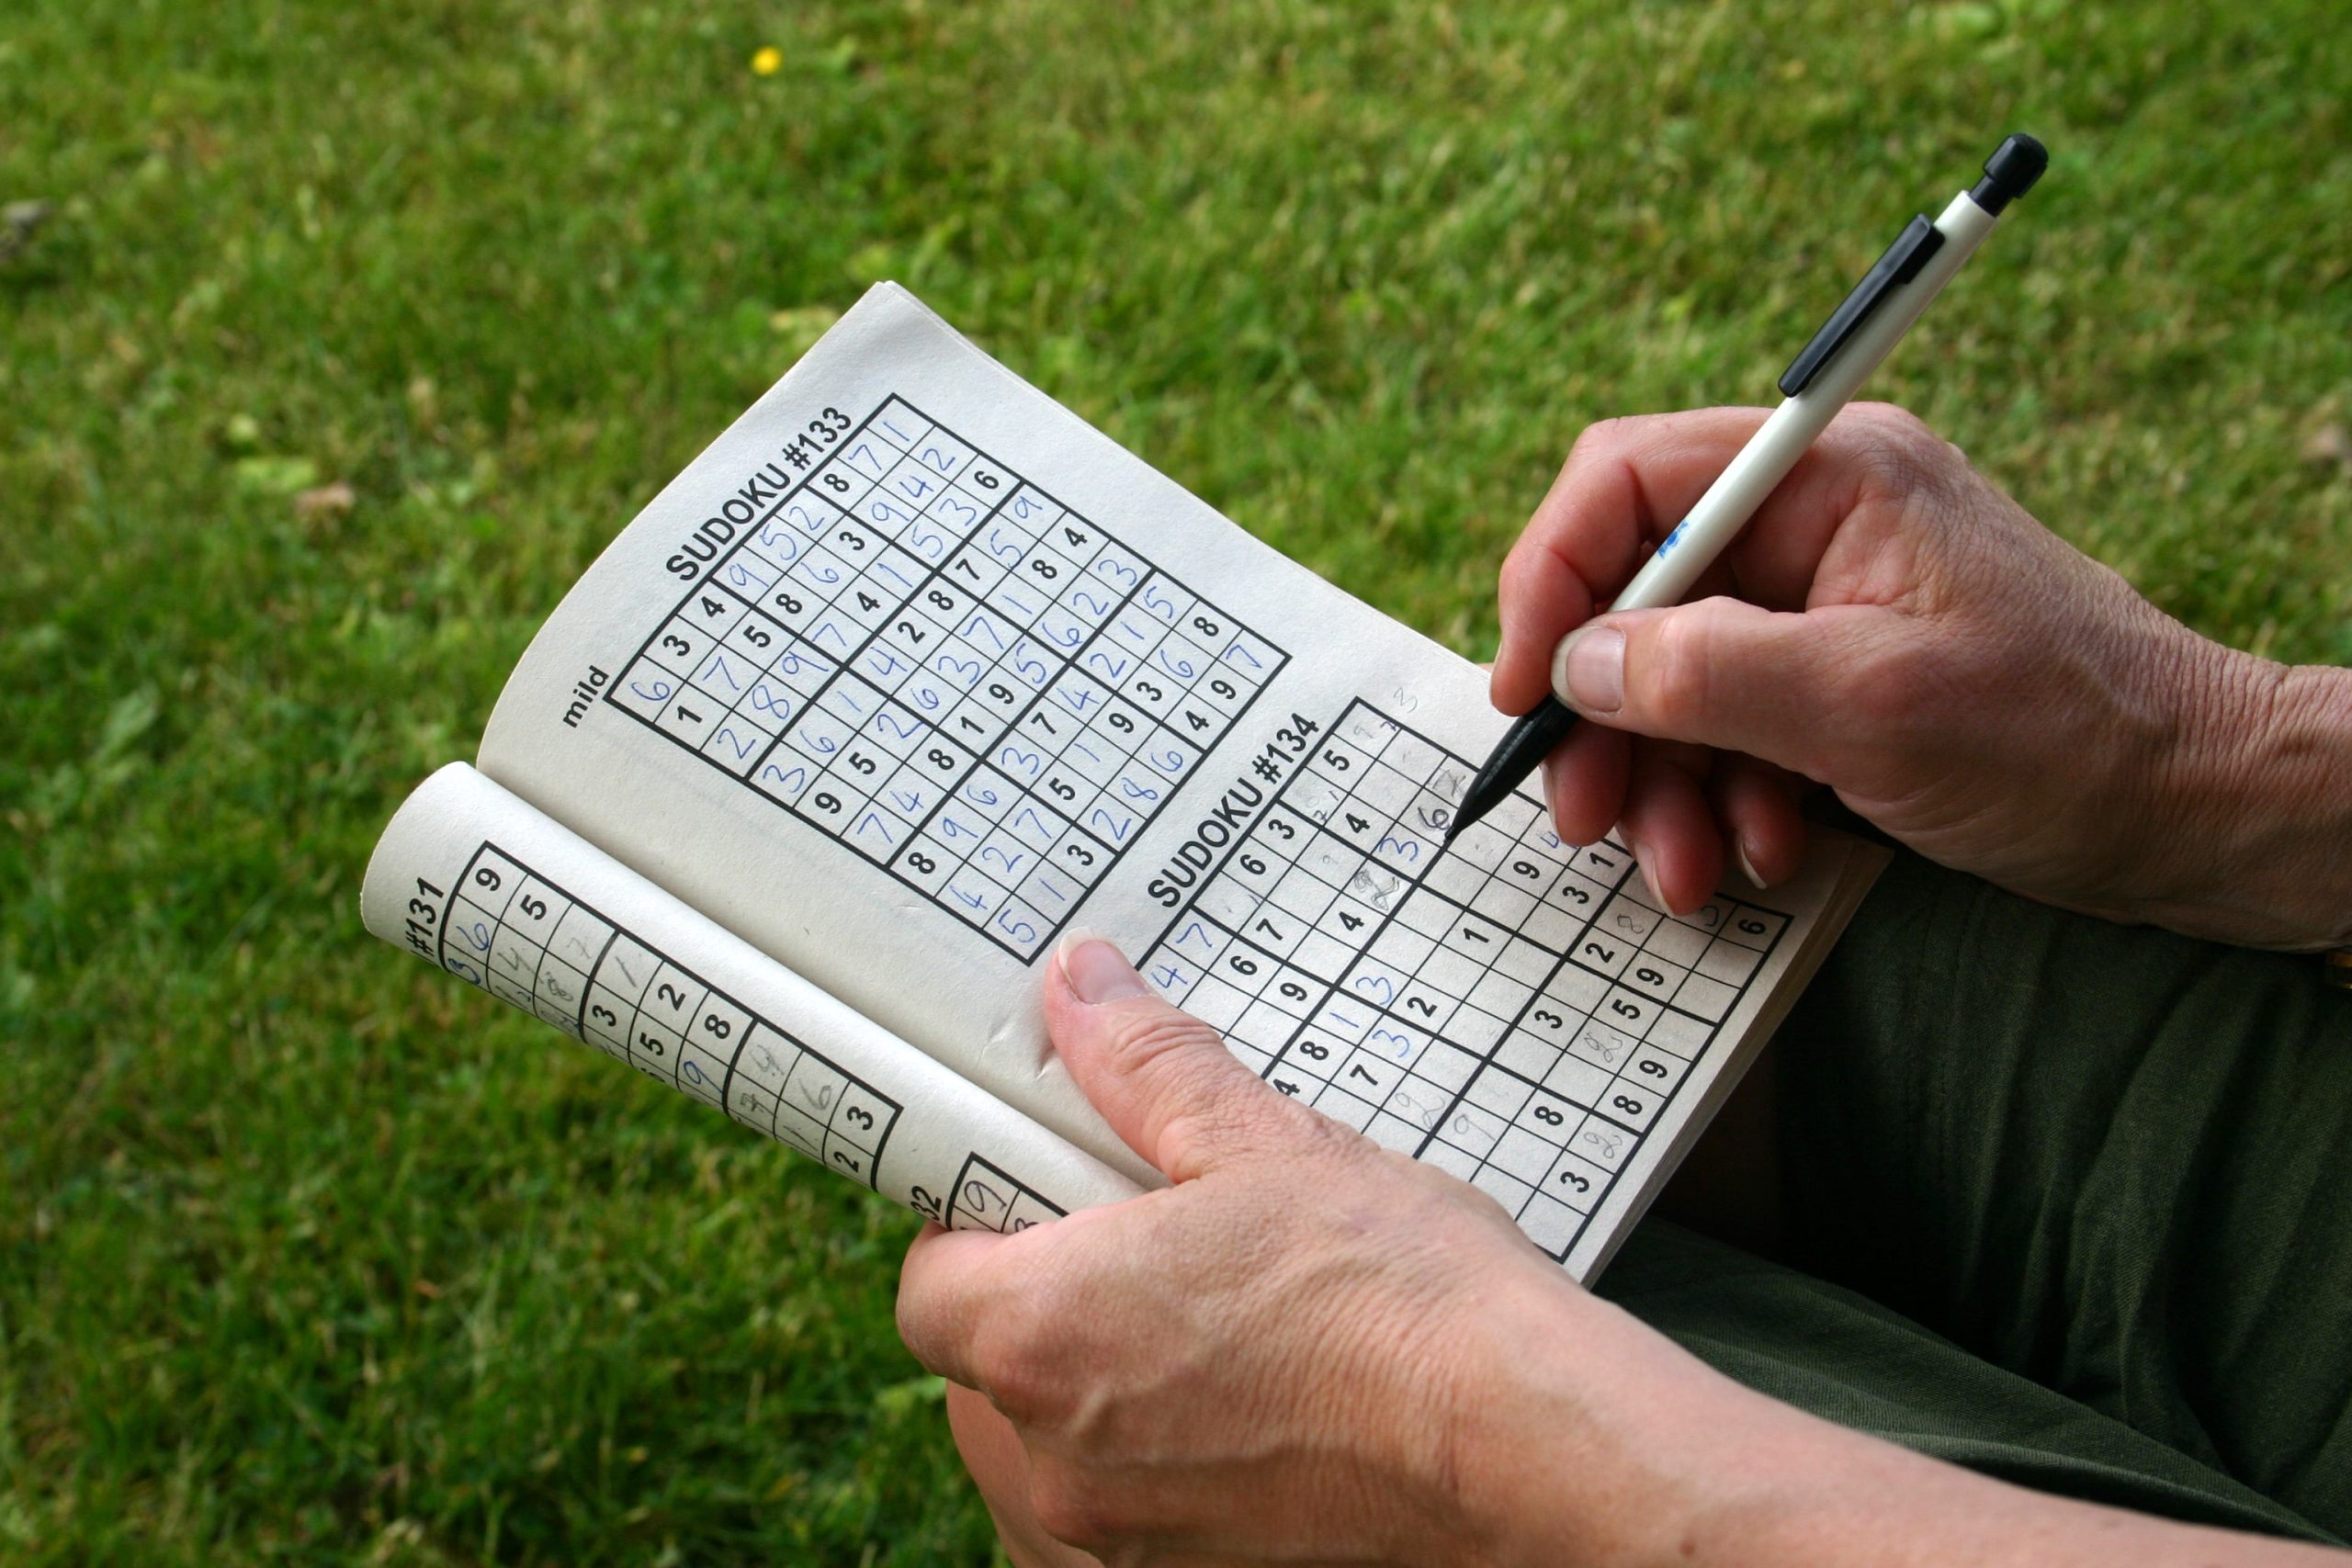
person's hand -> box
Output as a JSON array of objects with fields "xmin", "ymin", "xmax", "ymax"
[
  {"xmin": 1490, "ymin": 403, "xmax": 2352, "ymax": 948},
  {"xmin": 893, "ymin": 937, "xmax": 1765, "ymax": 1567},
  {"xmin": 895, "ymin": 939, "xmax": 2346, "ymax": 1567}
]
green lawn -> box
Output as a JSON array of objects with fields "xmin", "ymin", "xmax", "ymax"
[{"xmin": 4, "ymin": 1, "xmax": 2346, "ymax": 1562}]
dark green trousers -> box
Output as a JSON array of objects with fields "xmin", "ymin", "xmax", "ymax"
[{"xmin": 1598, "ymin": 851, "xmax": 2352, "ymax": 1545}]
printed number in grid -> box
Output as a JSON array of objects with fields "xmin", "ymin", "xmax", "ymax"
[
  {"xmin": 607, "ymin": 397, "xmax": 1290, "ymax": 961},
  {"xmin": 944, "ymin": 1154, "xmax": 1069, "ymax": 1235},
  {"xmin": 434, "ymin": 843, "xmax": 904, "ymax": 1189},
  {"xmin": 1137, "ymin": 701, "xmax": 1792, "ymax": 1262}
]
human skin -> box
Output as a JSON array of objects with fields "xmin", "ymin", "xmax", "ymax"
[
  {"xmin": 897, "ymin": 409, "xmax": 2352, "ymax": 1562},
  {"xmin": 1489, "ymin": 403, "xmax": 2352, "ymax": 950},
  {"xmin": 898, "ymin": 939, "xmax": 2344, "ymax": 1566}
]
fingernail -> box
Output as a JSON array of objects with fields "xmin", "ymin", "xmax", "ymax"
[
  {"xmin": 1540, "ymin": 760, "xmax": 1588, "ymax": 850},
  {"xmin": 1632, "ymin": 840, "xmax": 1668, "ymax": 910},
  {"xmin": 1736, "ymin": 840, "xmax": 1768, "ymax": 890},
  {"xmin": 1551, "ymin": 626, "xmax": 1625, "ymax": 716},
  {"xmin": 1059, "ymin": 935, "xmax": 1149, "ymax": 1004}
]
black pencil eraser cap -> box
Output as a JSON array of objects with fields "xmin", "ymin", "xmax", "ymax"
[{"xmin": 1971, "ymin": 133, "xmax": 2048, "ymax": 215}]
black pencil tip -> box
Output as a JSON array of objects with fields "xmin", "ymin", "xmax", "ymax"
[{"xmin": 1437, "ymin": 818, "xmax": 1464, "ymax": 853}]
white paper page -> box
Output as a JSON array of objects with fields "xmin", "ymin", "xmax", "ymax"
[
  {"xmin": 473, "ymin": 283, "xmax": 1876, "ymax": 1277},
  {"xmin": 360, "ymin": 762, "xmax": 1146, "ymax": 1232}
]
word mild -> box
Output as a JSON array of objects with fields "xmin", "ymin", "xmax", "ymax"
[{"xmin": 560, "ymin": 665, "xmax": 611, "ymax": 728}]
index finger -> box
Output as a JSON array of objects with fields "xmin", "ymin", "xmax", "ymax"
[
  {"xmin": 1490, "ymin": 407, "xmax": 1881, "ymax": 716},
  {"xmin": 1492, "ymin": 409, "xmax": 1766, "ymax": 715}
]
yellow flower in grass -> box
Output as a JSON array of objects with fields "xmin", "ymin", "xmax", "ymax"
[{"xmin": 751, "ymin": 45, "xmax": 782, "ymax": 75}]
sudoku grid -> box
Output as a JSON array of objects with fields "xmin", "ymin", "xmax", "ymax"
[
  {"xmin": 945, "ymin": 1154, "xmax": 1068, "ymax": 1235},
  {"xmin": 434, "ymin": 842, "xmax": 901, "ymax": 1190},
  {"xmin": 1136, "ymin": 701, "xmax": 1792, "ymax": 1264},
  {"xmin": 605, "ymin": 397, "xmax": 1290, "ymax": 962}
]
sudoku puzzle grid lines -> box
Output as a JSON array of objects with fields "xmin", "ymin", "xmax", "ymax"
[
  {"xmin": 605, "ymin": 397, "xmax": 1290, "ymax": 962},
  {"xmin": 435, "ymin": 841, "xmax": 901, "ymax": 1190},
  {"xmin": 1136, "ymin": 701, "xmax": 1791, "ymax": 1264},
  {"xmin": 945, "ymin": 1154, "xmax": 1068, "ymax": 1234}
]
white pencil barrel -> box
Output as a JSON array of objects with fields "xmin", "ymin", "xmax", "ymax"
[{"xmin": 1611, "ymin": 189, "xmax": 1999, "ymax": 613}]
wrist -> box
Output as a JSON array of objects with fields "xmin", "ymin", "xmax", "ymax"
[
  {"xmin": 1445, "ymin": 1270, "xmax": 1787, "ymax": 1568},
  {"xmin": 2170, "ymin": 651, "xmax": 2352, "ymax": 949}
]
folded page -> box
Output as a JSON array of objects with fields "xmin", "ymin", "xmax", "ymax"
[{"xmin": 360, "ymin": 762, "xmax": 1146, "ymax": 1231}]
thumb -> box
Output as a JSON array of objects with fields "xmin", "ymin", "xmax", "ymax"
[
  {"xmin": 1549, "ymin": 597, "xmax": 1864, "ymax": 777},
  {"xmin": 1045, "ymin": 936, "xmax": 1311, "ymax": 1183}
]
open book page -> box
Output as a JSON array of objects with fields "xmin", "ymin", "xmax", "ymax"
[
  {"xmin": 472, "ymin": 281, "xmax": 1884, "ymax": 1277},
  {"xmin": 359, "ymin": 762, "xmax": 1146, "ymax": 1232}
]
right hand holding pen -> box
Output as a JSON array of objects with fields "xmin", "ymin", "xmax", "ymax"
[{"xmin": 1490, "ymin": 403, "xmax": 2352, "ymax": 949}]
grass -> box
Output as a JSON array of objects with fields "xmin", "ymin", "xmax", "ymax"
[{"xmin": 3, "ymin": 0, "xmax": 2346, "ymax": 1561}]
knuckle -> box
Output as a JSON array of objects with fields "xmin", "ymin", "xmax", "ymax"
[
  {"xmin": 1172, "ymin": 1063, "xmax": 1320, "ymax": 1168},
  {"xmin": 966, "ymin": 1312, "xmax": 1072, "ymax": 1426},
  {"xmin": 1099, "ymin": 1005, "xmax": 1307, "ymax": 1168},
  {"xmin": 1102, "ymin": 1006, "xmax": 1220, "ymax": 1080},
  {"xmin": 1564, "ymin": 414, "xmax": 1634, "ymax": 471},
  {"xmin": 1848, "ymin": 404, "xmax": 1960, "ymax": 502},
  {"xmin": 1028, "ymin": 1462, "xmax": 1126, "ymax": 1551},
  {"xmin": 1851, "ymin": 400, "xmax": 1934, "ymax": 441},
  {"xmin": 1288, "ymin": 1099, "xmax": 1370, "ymax": 1162},
  {"xmin": 1642, "ymin": 607, "xmax": 1720, "ymax": 734},
  {"xmin": 1169, "ymin": 1082, "xmax": 1261, "ymax": 1156},
  {"xmin": 1495, "ymin": 536, "xmax": 1553, "ymax": 609},
  {"xmin": 891, "ymin": 1290, "xmax": 932, "ymax": 1363}
]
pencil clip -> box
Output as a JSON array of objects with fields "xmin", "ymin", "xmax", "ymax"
[{"xmin": 1778, "ymin": 215, "xmax": 1945, "ymax": 398}]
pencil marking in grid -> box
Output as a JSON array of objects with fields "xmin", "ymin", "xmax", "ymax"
[
  {"xmin": 605, "ymin": 397, "xmax": 1291, "ymax": 961},
  {"xmin": 432, "ymin": 841, "xmax": 902, "ymax": 1189},
  {"xmin": 1136, "ymin": 700, "xmax": 1792, "ymax": 1264},
  {"xmin": 945, "ymin": 1154, "xmax": 1069, "ymax": 1234}
]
